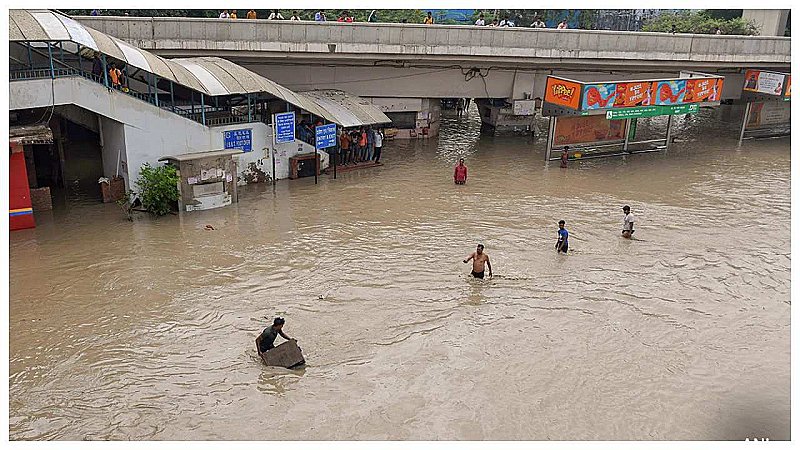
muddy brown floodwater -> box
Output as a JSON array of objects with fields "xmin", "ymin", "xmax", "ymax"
[{"xmin": 10, "ymin": 105, "xmax": 790, "ymax": 440}]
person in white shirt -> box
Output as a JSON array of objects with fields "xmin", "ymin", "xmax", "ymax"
[
  {"xmin": 622, "ymin": 205, "xmax": 636, "ymax": 238},
  {"xmin": 474, "ymin": 14, "xmax": 485, "ymax": 26},
  {"xmin": 372, "ymin": 128, "xmax": 384, "ymax": 163},
  {"xmin": 219, "ymin": 10, "xmax": 229, "ymax": 19},
  {"xmin": 290, "ymin": 11, "xmax": 301, "ymax": 21},
  {"xmin": 267, "ymin": 10, "xmax": 284, "ymax": 20},
  {"xmin": 557, "ymin": 20, "xmax": 568, "ymax": 29}
]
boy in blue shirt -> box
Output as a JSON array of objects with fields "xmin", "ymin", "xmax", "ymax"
[{"xmin": 555, "ymin": 220, "xmax": 569, "ymax": 254}]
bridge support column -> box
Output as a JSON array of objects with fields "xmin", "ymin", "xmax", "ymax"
[{"xmin": 742, "ymin": 10, "xmax": 789, "ymax": 36}]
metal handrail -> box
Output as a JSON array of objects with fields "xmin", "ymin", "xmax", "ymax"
[{"xmin": 10, "ymin": 67, "xmax": 261, "ymax": 128}]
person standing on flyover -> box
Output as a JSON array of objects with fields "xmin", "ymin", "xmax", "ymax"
[
  {"xmin": 424, "ymin": 11, "xmax": 435, "ymax": 25},
  {"xmin": 555, "ymin": 220, "xmax": 569, "ymax": 254},
  {"xmin": 464, "ymin": 244, "xmax": 492, "ymax": 279},
  {"xmin": 454, "ymin": 158, "xmax": 468, "ymax": 184},
  {"xmin": 247, "ymin": 9, "xmax": 257, "ymax": 19},
  {"xmin": 622, "ymin": 205, "xmax": 636, "ymax": 239}
]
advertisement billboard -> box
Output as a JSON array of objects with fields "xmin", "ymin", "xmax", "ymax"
[
  {"xmin": 786, "ymin": 76, "xmax": 791, "ymax": 97},
  {"xmin": 544, "ymin": 77, "xmax": 582, "ymax": 110},
  {"xmin": 581, "ymin": 83, "xmax": 617, "ymax": 110},
  {"xmin": 746, "ymin": 101, "xmax": 791, "ymax": 129},
  {"xmin": 554, "ymin": 115, "xmax": 627, "ymax": 145},
  {"xmin": 653, "ymin": 80, "xmax": 687, "ymax": 106},
  {"xmin": 743, "ymin": 70, "xmax": 786, "ymax": 96},
  {"xmin": 684, "ymin": 78, "xmax": 720, "ymax": 103},
  {"xmin": 614, "ymin": 81, "xmax": 652, "ymax": 108}
]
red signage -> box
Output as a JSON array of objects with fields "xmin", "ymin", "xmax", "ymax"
[
  {"xmin": 684, "ymin": 78, "xmax": 719, "ymax": 103},
  {"xmin": 544, "ymin": 77, "xmax": 582, "ymax": 110}
]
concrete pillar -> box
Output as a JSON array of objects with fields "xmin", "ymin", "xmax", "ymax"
[{"xmin": 742, "ymin": 10, "xmax": 789, "ymax": 36}]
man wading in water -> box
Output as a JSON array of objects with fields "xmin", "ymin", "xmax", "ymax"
[
  {"xmin": 555, "ymin": 220, "xmax": 569, "ymax": 254},
  {"xmin": 622, "ymin": 205, "xmax": 636, "ymax": 238},
  {"xmin": 454, "ymin": 158, "xmax": 468, "ymax": 184},
  {"xmin": 463, "ymin": 244, "xmax": 492, "ymax": 279},
  {"xmin": 256, "ymin": 317, "xmax": 294, "ymax": 356}
]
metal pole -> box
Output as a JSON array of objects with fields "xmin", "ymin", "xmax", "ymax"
[
  {"xmin": 738, "ymin": 102, "xmax": 752, "ymax": 146},
  {"xmin": 623, "ymin": 118, "xmax": 632, "ymax": 152},
  {"xmin": 333, "ymin": 128, "xmax": 337, "ymax": 180},
  {"xmin": 47, "ymin": 42, "xmax": 54, "ymax": 78},
  {"xmin": 27, "ymin": 42, "xmax": 33, "ymax": 69},
  {"xmin": 191, "ymin": 91, "xmax": 195, "ymax": 116},
  {"xmin": 545, "ymin": 116, "xmax": 555, "ymax": 161},
  {"xmin": 247, "ymin": 94, "xmax": 252, "ymax": 122},
  {"xmin": 153, "ymin": 75, "xmax": 159, "ymax": 107},
  {"xmin": 201, "ymin": 93, "xmax": 206, "ymax": 125},
  {"xmin": 101, "ymin": 54, "xmax": 108, "ymax": 87},
  {"xmin": 314, "ymin": 147, "xmax": 318, "ymax": 185},
  {"xmin": 170, "ymin": 81, "xmax": 175, "ymax": 112},
  {"xmin": 665, "ymin": 114, "xmax": 674, "ymax": 150},
  {"xmin": 272, "ymin": 120, "xmax": 277, "ymax": 186}
]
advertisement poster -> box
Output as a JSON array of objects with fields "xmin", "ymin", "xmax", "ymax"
[
  {"xmin": 581, "ymin": 83, "xmax": 617, "ymax": 110},
  {"xmin": 653, "ymin": 80, "xmax": 687, "ymax": 106},
  {"xmin": 684, "ymin": 78, "xmax": 718, "ymax": 103},
  {"xmin": 743, "ymin": 70, "xmax": 786, "ymax": 95},
  {"xmin": 544, "ymin": 77, "xmax": 581, "ymax": 110},
  {"xmin": 614, "ymin": 82, "xmax": 652, "ymax": 108},
  {"xmin": 746, "ymin": 101, "xmax": 791, "ymax": 129},
  {"xmin": 786, "ymin": 76, "xmax": 791, "ymax": 97},
  {"xmin": 554, "ymin": 115, "xmax": 627, "ymax": 145}
]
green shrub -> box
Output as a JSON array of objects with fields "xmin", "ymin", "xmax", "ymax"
[
  {"xmin": 642, "ymin": 11, "xmax": 759, "ymax": 35},
  {"xmin": 135, "ymin": 163, "xmax": 179, "ymax": 216}
]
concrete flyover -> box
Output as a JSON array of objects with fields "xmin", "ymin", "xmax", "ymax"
[{"xmin": 76, "ymin": 16, "xmax": 790, "ymax": 71}]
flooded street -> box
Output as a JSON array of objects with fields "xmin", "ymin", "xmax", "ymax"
[{"xmin": 9, "ymin": 105, "xmax": 790, "ymax": 440}]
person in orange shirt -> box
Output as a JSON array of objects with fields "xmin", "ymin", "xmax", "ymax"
[
  {"xmin": 339, "ymin": 131, "xmax": 351, "ymax": 165},
  {"xmin": 108, "ymin": 63, "xmax": 121, "ymax": 87},
  {"xmin": 230, "ymin": 10, "xmax": 237, "ymax": 19},
  {"xmin": 358, "ymin": 128, "xmax": 368, "ymax": 162},
  {"xmin": 246, "ymin": 9, "xmax": 256, "ymax": 19},
  {"xmin": 424, "ymin": 11, "xmax": 434, "ymax": 24}
]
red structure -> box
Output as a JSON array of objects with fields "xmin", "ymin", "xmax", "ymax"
[{"xmin": 9, "ymin": 142, "xmax": 35, "ymax": 230}]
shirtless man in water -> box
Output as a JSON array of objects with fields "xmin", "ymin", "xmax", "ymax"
[{"xmin": 463, "ymin": 244, "xmax": 492, "ymax": 279}]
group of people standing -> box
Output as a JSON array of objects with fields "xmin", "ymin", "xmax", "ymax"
[{"xmin": 337, "ymin": 127, "xmax": 384, "ymax": 166}]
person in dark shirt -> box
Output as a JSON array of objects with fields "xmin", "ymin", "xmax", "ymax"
[
  {"xmin": 256, "ymin": 317, "xmax": 293, "ymax": 355},
  {"xmin": 555, "ymin": 220, "xmax": 569, "ymax": 254}
]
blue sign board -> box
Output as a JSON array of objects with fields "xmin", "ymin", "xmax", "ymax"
[
  {"xmin": 223, "ymin": 129, "xmax": 252, "ymax": 152},
  {"xmin": 274, "ymin": 111, "xmax": 295, "ymax": 144},
  {"xmin": 315, "ymin": 123, "xmax": 337, "ymax": 150}
]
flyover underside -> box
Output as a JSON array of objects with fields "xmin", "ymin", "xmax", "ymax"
[{"xmin": 116, "ymin": 49, "xmax": 792, "ymax": 72}]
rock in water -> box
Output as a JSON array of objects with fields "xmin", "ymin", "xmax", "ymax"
[{"xmin": 261, "ymin": 340, "xmax": 305, "ymax": 369}]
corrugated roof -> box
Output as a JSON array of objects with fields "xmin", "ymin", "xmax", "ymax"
[
  {"xmin": 300, "ymin": 90, "xmax": 392, "ymax": 128},
  {"xmin": 9, "ymin": 9, "xmax": 392, "ymax": 128}
]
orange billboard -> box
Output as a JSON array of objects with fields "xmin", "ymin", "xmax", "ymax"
[
  {"xmin": 683, "ymin": 78, "xmax": 724, "ymax": 103},
  {"xmin": 554, "ymin": 115, "xmax": 627, "ymax": 145},
  {"xmin": 614, "ymin": 81, "xmax": 652, "ymax": 107},
  {"xmin": 786, "ymin": 76, "xmax": 791, "ymax": 97},
  {"xmin": 544, "ymin": 77, "xmax": 581, "ymax": 110}
]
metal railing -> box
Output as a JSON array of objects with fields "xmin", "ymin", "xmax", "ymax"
[{"xmin": 10, "ymin": 66, "xmax": 261, "ymax": 129}]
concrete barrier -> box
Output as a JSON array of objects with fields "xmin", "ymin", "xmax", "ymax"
[{"xmin": 76, "ymin": 16, "xmax": 791, "ymax": 69}]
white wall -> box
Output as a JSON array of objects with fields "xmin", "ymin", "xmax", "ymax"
[
  {"xmin": 98, "ymin": 117, "xmax": 128, "ymax": 186},
  {"xmin": 10, "ymin": 77, "xmax": 329, "ymax": 188}
]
